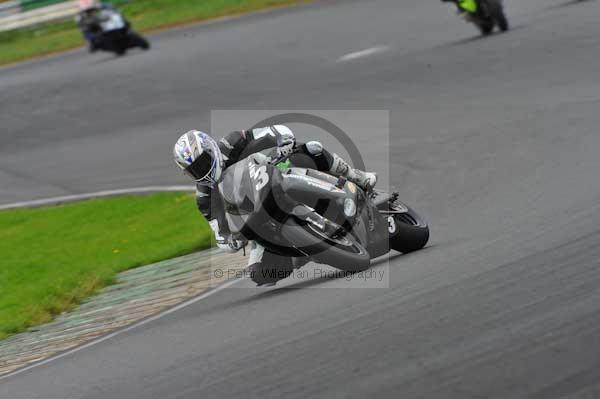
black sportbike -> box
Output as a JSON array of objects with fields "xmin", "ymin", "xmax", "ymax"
[
  {"xmin": 219, "ymin": 152, "xmax": 429, "ymax": 283},
  {"xmin": 87, "ymin": 11, "xmax": 149, "ymax": 56},
  {"xmin": 451, "ymin": 0, "xmax": 509, "ymax": 35}
]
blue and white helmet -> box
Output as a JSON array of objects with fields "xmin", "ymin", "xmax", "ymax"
[{"xmin": 173, "ymin": 130, "xmax": 224, "ymax": 186}]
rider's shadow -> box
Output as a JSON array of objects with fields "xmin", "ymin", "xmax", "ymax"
[
  {"xmin": 443, "ymin": 27, "xmax": 521, "ymax": 48},
  {"xmin": 560, "ymin": 0, "xmax": 595, "ymax": 5},
  {"xmin": 188, "ymin": 248, "xmax": 435, "ymax": 318},
  {"xmin": 89, "ymin": 55, "xmax": 125, "ymax": 65},
  {"xmin": 88, "ymin": 48, "xmax": 147, "ymax": 65},
  {"xmin": 255, "ymin": 251, "xmax": 407, "ymax": 295},
  {"xmin": 270, "ymin": 244, "xmax": 439, "ymax": 293}
]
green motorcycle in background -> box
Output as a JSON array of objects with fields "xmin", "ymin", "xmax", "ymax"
[{"xmin": 444, "ymin": 0, "xmax": 509, "ymax": 35}]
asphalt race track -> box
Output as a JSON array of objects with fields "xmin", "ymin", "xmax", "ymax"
[{"xmin": 2, "ymin": 0, "xmax": 600, "ymax": 397}]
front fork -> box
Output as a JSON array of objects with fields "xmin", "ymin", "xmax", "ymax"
[
  {"xmin": 375, "ymin": 192, "xmax": 408, "ymax": 239},
  {"xmin": 360, "ymin": 190, "xmax": 403, "ymax": 256}
]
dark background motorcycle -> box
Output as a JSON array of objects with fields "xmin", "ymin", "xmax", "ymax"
[
  {"xmin": 86, "ymin": 23, "xmax": 150, "ymax": 56},
  {"xmin": 445, "ymin": 0, "xmax": 509, "ymax": 35},
  {"xmin": 78, "ymin": 7, "xmax": 150, "ymax": 56},
  {"xmin": 472, "ymin": 0, "xmax": 509, "ymax": 34}
]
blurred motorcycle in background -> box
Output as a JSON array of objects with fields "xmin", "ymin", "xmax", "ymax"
[
  {"xmin": 443, "ymin": 0, "xmax": 509, "ymax": 35},
  {"xmin": 76, "ymin": 2, "xmax": 150, "ymax": 56}
]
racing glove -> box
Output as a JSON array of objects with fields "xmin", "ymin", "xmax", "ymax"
[
  {"xmin": 275, "ymin": 126, "xmax": 296, "ymax": 160},
  {"xmin": 209, "ymin": 220, "xmax": 247, "ymax": 253}
]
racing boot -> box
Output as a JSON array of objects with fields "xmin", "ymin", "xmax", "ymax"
[
  {"xmin": 330, "ymin": 153, "xmax": 377, "ymax": 190},
  {"xmin": 247, "ymin": 243, "xmax": 294, "ymax": 287}
]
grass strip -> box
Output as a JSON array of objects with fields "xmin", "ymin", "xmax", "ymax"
[
  {"xmin": 0, "ymin": 0, "xmax": 307, "ymax": 66},
  {"xmin": 0, "ymin": 192, "xmax": 212, "ymax": 340}
]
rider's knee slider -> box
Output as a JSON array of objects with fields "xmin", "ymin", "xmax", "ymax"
[{"xmin": 305, "ymin": 141, "xmax": 323, "ymax": 156}]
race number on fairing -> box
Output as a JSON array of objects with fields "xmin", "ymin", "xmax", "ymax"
[
  {"xmin": 249, "ymin": 163, "xmax": 269, "ymax": 191},
  {"xmin": 387, "ymin": 216, "xmax": 397, "ymax": 233}
]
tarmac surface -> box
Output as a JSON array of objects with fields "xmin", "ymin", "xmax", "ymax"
[{"xmin": 2, "ymin": 0, "xmax": 600, "ymax": 397}]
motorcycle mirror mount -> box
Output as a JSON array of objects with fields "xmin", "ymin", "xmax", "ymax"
[{"xmin": 335, "ymin": 176, "xmax": 347, "ymax": 189}]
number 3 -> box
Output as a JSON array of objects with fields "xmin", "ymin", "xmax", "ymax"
[
  {"xmin": 252, "ymin": 165, "xmax": 269, "ymax": 191},
  {"xmin": 387, "ymin": 216, "xmax": 396, "ymax": 234}
]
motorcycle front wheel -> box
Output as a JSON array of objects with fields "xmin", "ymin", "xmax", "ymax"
[
  {"xmin": 495, "ymin": 9, "xmax": 509, "ymax": 31},
  {"xmin": 386, "ymin": 203, "xmax": 430, "ymax": 254},
  {"xmin": 128, "ymin": 32, "xmax": 150, "ymax": 50}
]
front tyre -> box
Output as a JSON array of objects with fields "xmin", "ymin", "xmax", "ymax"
[
  {"xmin": 387, "ymin": 204, "xmax": 429, "ymax": 253},
  {"xmin": 280, "ymin": 218, "xmax": 371, "ymax": 272},
  {"xmin": 128, "ymin": 32, "xmax": 150, "ymax": 50},
  {"xmin": 495, "ymin": 9, "xmax": 509, "ymax": 31}
]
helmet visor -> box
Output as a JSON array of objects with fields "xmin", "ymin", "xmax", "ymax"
[{"xmin": 184, "ymin": 151, "xmax": 215, "ymax": 182}]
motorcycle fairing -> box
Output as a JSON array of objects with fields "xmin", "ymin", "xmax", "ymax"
[
  {"xmin": 219, "ymin": 155, "xmax": 286, "ymax": 236},
  {"xmin": 458, "ymin": 0, "xmax": 478, "ymax": 13}
]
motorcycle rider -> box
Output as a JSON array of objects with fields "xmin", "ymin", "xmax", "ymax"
[
  {"xmin": 173, "ymin": 126, "xmax": 377, "ymax": 286},
  {"xmin": 76, "ymin": 1, "xmax": 142, "ymax": 54},
  {"xmin": 76, "ymin": 2, "xmax": 116, "ymax": 52}
]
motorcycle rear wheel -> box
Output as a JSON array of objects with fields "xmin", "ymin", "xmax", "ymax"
[{"xmin": 477, "ymin": 20, "xmax": 494, "ymax": 35}]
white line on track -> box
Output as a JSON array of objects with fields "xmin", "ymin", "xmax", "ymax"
[
  {"xmin": 0, "ymin": 277, "xmax": 245, "ymax": 381},
  {"xmin": 337, "ymin": 45, "xmax": 390, "ymax": 62},
  {"xmin": 0, "ymin": 185, "xmax": 196, "ymax": 210}
]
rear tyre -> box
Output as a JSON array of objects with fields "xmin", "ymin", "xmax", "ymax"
[
  {"xmin": 281, "ymin": 218, "xmax": 371, "ymax": 272},
  {"xmin": 478, "ymin": 20, "xmax": 494, "ymax": 35},
  {"xmin": 103, "ymin": 31, "xmax": 127, "ymax": 55}
]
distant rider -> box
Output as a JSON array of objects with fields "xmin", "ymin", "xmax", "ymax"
[
  {"xmin": 173, "ymin": 126, "xmax": 377, "ymax": 286},
  {"xmin": 76, "ymin": 2, "xmax": 127, "ymax": 52}
]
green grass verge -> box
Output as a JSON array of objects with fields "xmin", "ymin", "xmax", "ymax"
[
  {"xmin": 0, "ymin": 192, "xmax": 212, "ymax": 340},
  {"xmin": 0, "ymin": 0, "xmax": 307, "ymax": 66}
]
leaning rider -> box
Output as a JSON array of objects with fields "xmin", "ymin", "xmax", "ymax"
[
  {"xmin": 75, "ymin": 2, "xmax": 114, "ymax": 52},
  {"xmin": 173, "ymin": 126, "xmax": 377, "ymax": 286}
]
